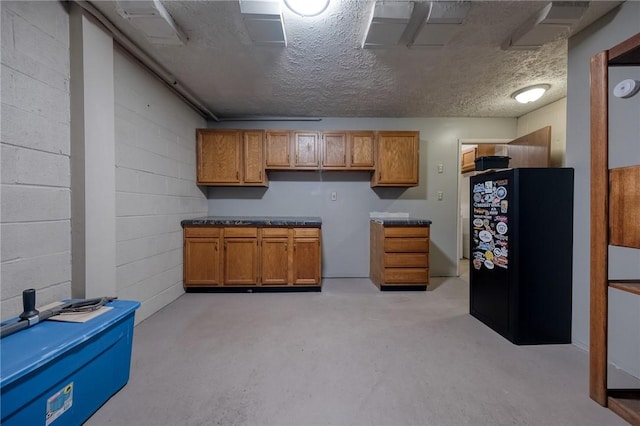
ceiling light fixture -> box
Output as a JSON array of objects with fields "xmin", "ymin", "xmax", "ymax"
[
  {"xmin": 511, "ymin": 84, "xmax": 550, "ymax": 104},
  {"xmin": 284, "ymin": 0, "xmax": 329, "ymax": 17}
]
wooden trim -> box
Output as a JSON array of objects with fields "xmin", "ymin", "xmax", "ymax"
[
  {"xmin": 589, "ymin": 50, "xmax": 610, "ymax": 406},
  {"xmin": 609, "ymin": 32, "xmax": 640, "ymax": 65},
  {"xmin": 609, "ymin": 280, "xmax": 640, "ymax": 296},
  {"xmin": 607, "ymin": 390, "xmax": 640, "ymax": 425}
]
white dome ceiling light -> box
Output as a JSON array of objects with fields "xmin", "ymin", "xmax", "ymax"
[
  {"xmin": 284, "ymin": 0, "xmax": 330, "ymax": 17},
  {"xmin": 511, "ymin": 84, "xmax": 551, "ymax": 104}
]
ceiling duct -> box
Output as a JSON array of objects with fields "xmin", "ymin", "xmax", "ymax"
[
  {"xmin": 362, "ymin": 1, "xmax": 414, "ymax": 49},
  {"xmin": 409, "ymin": 1, "xmax": 471, "ymax": 49},
  {"xmin": 502, "ymin": 1, "xmax": 589, "ymax": 50},
  {"xmin": 115, "ymin": 0, "xmax": 187, "ymax": 46},
  {"xmin": 239, "ymin": 0, "xmax": 287, "ymax": 47}
]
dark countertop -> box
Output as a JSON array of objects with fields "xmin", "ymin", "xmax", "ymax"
[
  {"xmin": 181, "ymin": 216, "xmax": 322, "ymax": 227},
  {"xmin": 371, "ymin": 218, "xmax": 432, "ymax": 226}
]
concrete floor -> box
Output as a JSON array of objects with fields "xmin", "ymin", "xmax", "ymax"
[{"xmin": 86, "ymin": 264, "xmax": 632, "ymax": 426}]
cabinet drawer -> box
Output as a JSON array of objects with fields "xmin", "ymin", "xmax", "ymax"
[
  {"xmin": 223, "ymin": 227, "xmax": 258, "ymax": 238},
  {"xmin": 261, "ymin": 228, "xmax": 289, "ymax": 238},
  {"xmin": 184, "ymin": 227, "xmax": 221, "ymax": 238},
  {"xmin": 384, "ymin": 253, "xmax": 428, "ymax": 268},
  {"xmin": 383, "ymin": 268, "xmax": 429, "ymax": 283},
  {"xmin": 293, "ymin": 228, "xmax": 320, "ymax": 237},
  {"xmin": 384, "ymin": 238, "xmax": 429, "ymax": 253},
  {"xmin": 384, "ymin": 227, "xmax": 429, "ymax": 238}
]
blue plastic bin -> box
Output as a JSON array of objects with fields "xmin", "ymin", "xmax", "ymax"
[{"xmin": 1, "ymin": 300, "xmax": 140, "ymax": 426}]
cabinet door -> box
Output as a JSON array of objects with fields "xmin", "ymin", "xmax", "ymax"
[
  {"xmin": 261, "ymin": 238, "xmax": 290, "ymax": 285},
  {"xmin": 349, "ymin": 131, "xmax": 375, "ymax": 169},
  {"xmin": 293, "ymin": 132, "xmax": 319, "ymax": 168},
  {"xmin": 197, "ymin": 130, "xmax": 241, "ymax": 184},
  {"xmin": 292, "ymin": 234, "xmax": 320, "ymax": 285},
  {"xmin": 265, "ymin": 131, "xmax": 291, "ymax": 168},
  {"xmin": 322, "ymin": 132, "xmax": 347, "ymax": 168},
  {"xmin": 461, "ymin": 147, "xmax": 476, "ymax": 173},
  {"xmin": 243, "ymin": 131, "xmax": 266, "ymax": 185},
  {"xmin": 373, "ymin": 131, "xmax": 419, "ymax": 187},
  {"xmin": 223, "ymin": 238, "xmax": 259, "ymax": 285},
  {"xmin": 476, "ymin": 144, "xmax": 495, "ymax": 157},
  {"xmin": 184, "ymin": 238, "xmax": 220, "ymax": 286}
]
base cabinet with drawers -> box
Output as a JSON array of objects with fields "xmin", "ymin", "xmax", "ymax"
[
  {"xmin": 184, "ymin": 225, "xmax": 321, "ymax": 290},
  {"xmin": 370, "ymin": 220, "xmax": 430, "ymax": 290}
]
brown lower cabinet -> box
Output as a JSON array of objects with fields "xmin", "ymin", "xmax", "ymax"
[
  {"xmin": 223, "ymin": 227, "xmax": 259, "ymax": 286},
  {"xmin": 184, "ymin": 226, "xmax": 321, "ymax": 289},
  {"xmin": 369, "ymin": 221, "xmax": 430, "ymax": 290}
]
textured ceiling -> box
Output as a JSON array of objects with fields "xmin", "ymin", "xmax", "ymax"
[{"xmin": 90, "ymin": 0, "xmax": 622, "ymax": 119}]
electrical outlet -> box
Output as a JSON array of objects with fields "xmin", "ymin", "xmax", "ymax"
[
  {"xmin": 437, "ymin": 163, "xmax": 444, "ymax": 173},
  {"xmin": 437, "ymin": 191, "xmax": 444, "ymax": 201},
  {"xmin": 331, "ymin": 191, "xmax": 337, "ymax": 201}
]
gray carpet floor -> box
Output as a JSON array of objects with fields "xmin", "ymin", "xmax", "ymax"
[{"xmin": 85, "ymin": 264, "xmax": 634, "ymax": 426}]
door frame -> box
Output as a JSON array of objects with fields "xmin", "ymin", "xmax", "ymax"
[{"xmin": 457, "ymin": 138, "xmax": 512, "ymax": 273}]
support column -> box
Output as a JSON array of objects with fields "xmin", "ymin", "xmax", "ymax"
[{"xmin": 70, "ymin": 5, "xmax": 116, "ymax": 298}]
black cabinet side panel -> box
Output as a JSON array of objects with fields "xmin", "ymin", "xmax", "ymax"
[{"xmin": 514, "ymin": 168, "xmax": 574, "ymax": 344}]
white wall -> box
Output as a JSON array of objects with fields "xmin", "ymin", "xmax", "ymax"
[
  {"xmin": 567, "ymin": 1, "xmax": 640, "ymax": 378},
  {"xmin": 516, "ymin": 97, "xmax": 567, "ymax": 167},
  {"xmin": 1, "ymin": 1, "xmax": 72, "ymax": 320},
  {"xmin": 208, "ymin": 118, "xmax": 517, "ymax": 278},
  {"xmin": 114, "ymin": 50, "xmax": 208, "ymax": 322}
]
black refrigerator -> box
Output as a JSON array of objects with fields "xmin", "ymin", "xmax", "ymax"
[{"xmin": 469, "ymin": 168, "xmax": 574, "ymax": 344}]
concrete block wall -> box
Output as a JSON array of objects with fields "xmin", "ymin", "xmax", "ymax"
[
  {"xmin": 113, "ymin": 51, "xmax": 207, "ymax": 322},
  {"xmin": 1, "ymin": 1, "xmax": 72, "ymax": 320}
]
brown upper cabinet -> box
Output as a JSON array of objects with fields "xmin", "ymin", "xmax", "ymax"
[
  {"xmin": 265, "ymin": 131, "xmax": 320, "ymax": 169},
  {"xmin": 198, "ymin": 129, "xmax": 419, "ymax": 187},
  {"xmin": 371, "ymin": 131, "xmax": 419, "ymax": 187},
  {"xmin": 264, "ymin": 130, "xmax": 291, "ymax": 168},
  {"xmin": 349, "ymin": 131, "xmax": 376, "ymax": 169},
  {"xmin": 243, "ymin": 131, "xmax": 266, "ymax": 184},
  {"xmin": 322, "ymin": 131, "xmax": 375, "ymax": 170},
  {"xmin": 197, "ymin": 129, "xmax": 267, "ymax": 186},
  {"xmin": 322, "ymin": 132, "xmax": 347, "ymax": 168},
  {"xmin": 293, "ymin": 131, "xmax": 320, "ymax": 168}
]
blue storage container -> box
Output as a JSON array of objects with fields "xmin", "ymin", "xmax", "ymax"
[{"xmin": 1, "ymin": 300, "xmax": 140, "ymax": 426}]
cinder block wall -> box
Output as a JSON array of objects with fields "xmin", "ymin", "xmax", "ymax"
[
  {"xmin": 1, "ymin": 1, "xmax": 72, "ymax": 320},
  {"xmin": 1, "ymin": 3, "xmax": 208, "ymax": 322},
  {"xmin": 113, "ymin": 51, "xmax": 207, "ymax": 322}
]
